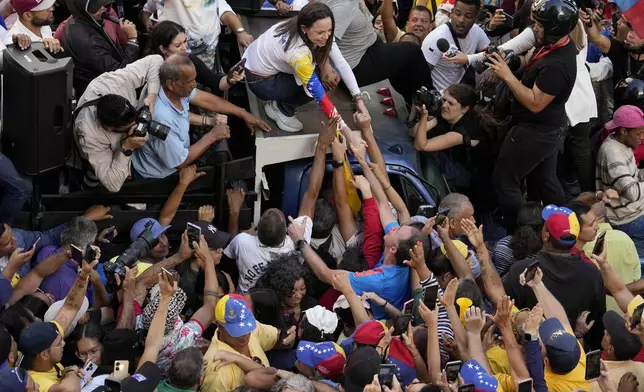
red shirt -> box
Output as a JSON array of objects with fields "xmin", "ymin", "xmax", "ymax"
[{"xmin": 570, "ymin": 246, "xmax": 598, "ymax": 268}]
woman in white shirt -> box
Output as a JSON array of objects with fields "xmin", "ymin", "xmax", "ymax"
[{"xmin": 243, "ymin": 2, "xmax": 366, "ymax": 133}]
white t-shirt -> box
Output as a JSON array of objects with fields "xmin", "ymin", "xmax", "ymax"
[
  {"xmin": 224, "ymin": 216, "xmax": 313, "ymax": 292},
  {"xmin": 157, "ymin": 0, "xmax": 234, "ymax": 51},
  {"xmin": 565, "ymin": 26, "xmax": 597, "ymax": 126},
  {"xmin": 310, "ymin": 225, "xmax": 362, "ymax": 262},
  {"xmin": 4, "ymin": 19, "xmax": 52, "ymax": 45},
  {"xmin": 421, "ymin": 23, "xmax": 489, "ymax": 92}
]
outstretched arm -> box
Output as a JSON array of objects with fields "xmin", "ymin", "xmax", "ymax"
[{"xmin": 299, "ymin": 118, "xmax": 337, "ymax": 218}]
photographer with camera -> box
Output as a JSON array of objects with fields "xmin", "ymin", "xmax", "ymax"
[
  {"xmin": 413, "ymin": 83, "xmax": 494, "ymax": 195},
  {"xmin": 133, "ymin": 54, "xmax": 269, "ymax": 179},
  {"xmin": 71, "ymin": 55, "xmax": 164, "ymax": 193},
  {"xmin": 580, "ymin": 8, "xmax": 643, "ymax": 96},
  {"xmin": 487, "ymin": 0, "xmax": 579, "ymax": 232}
]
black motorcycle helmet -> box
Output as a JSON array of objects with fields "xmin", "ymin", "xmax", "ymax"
[
  {"xmin": 531, "ymin": 0, "xmax": 579, "ymax": 44},
  {"xmin": 615, "ymin": 75, "xmax": 644, "ymax": 110}
]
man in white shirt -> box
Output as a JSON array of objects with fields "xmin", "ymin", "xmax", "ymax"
[
  {"xmin": 421, "ymin": 0, "xmax": 489, "ymax": 91},
  {"xmin": 3, "ymin": 0, "xmax": 62, "ymax": 53}
]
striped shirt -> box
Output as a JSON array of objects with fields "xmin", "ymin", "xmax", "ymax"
[
  {"xmin": 419, "ymin": 274, "xmax": 454, "ymax": 363},
  {"xmin": 492, "ymin": 235, "xmax": 515, "ymax": 278},
  {"xmin": 596, "ymin": 136, "xmax": 644, "ymax": 226}
]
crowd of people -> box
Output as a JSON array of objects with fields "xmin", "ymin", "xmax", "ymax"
[{"xmin": 0, "ymin": 0, "xmax": 641, "ymax": 389}]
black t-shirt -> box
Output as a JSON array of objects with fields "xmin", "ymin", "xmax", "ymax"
[
  {"xmin": 429, "ymin": 115, "xmax": 488, "ymax": 165},
  {"xmin": 511, "ymin": 41, "xmax": 577, "ymax": 129},
  {"xmin": 607, "ymin": 38, "xmax": 644, "ymax": 86},
  {"xmin": 190, "ymin": 54, "xmax": 225, "ymax": 96}
]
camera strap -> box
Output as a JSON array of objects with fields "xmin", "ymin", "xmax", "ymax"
[
  {"xmin": 72, "ymin": 97, "xmax": 102, "ymax": 124},
  {"xmin": 527, "ymin": 36, "xmax": 570, "ymax": 68}
]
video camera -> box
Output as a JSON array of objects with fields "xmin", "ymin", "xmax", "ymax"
[
  {"xmin": 473, "ymin": 45, "xmax": 522, "ymax": 74},
  {"xmin": 412, "ymin": 87, "xmax": 443, "ymax": 117},
  {"xmin": 133, "ymin": 105, "xmax": 170, "ymax": 140},
  {"xmin": 104, "ymin": 220, "xmax": 160, "ymax": 292}
]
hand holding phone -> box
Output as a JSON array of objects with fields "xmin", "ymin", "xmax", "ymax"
[
  {"xmin": 436, "ymin": 210, "xmax": 450, "ymax": 226},
  {"xmin": 592, "ymin": 232, "xmax": 606, "ymax": 256},
  {"xmin": 445, "ymin": 361, "xmax": 462, "ymax": 383},
  {"xmin": 81, "ymin": 361, "xmax": 98, "ymax": 388},
  {"xmin": 186, "ymin": 222, "xmax": 202, "ymax": 249},
  {"xmin": 517, "ymin": 379, "xmax": 533, "ymax": 392},
  {"xmin": 71, "ymin": 245, "xmax": 84, "ymax": 264},
  {"xmin": 423, "ymin": 286, "xmax": 439, "ymax": 311},
  {"xmin": 403, "ymin": 299, "xmax": 415, "ymax": 315},
  {"xmin": 631, "ymin": 303, "xmax": 644, "ymax": 330},
  {"xmin": 585, "ymin": 350, "xmax": 601, "ymax": 380},
  {"xmin": 523, "ymin": 260, "xmax": 539, "ymax": 283},
  {"xmin": 378, "ymin": 364, "xmax": 396, "ymax": 388},
  {"xmin": 112, "ymin": 360, "xmax": 129, "ymax": 380},
  {"xmin": 161, "ymin": 267, "xmax": 176, "ymax": 286}
]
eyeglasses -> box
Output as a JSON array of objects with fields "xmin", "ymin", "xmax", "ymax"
[{"xmin": 76, "ymin": 344, "xmax": 102, "ymax": 360}]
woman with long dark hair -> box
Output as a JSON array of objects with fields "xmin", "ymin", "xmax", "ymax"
[
  {"xmin": 145, "ymin": 21, "xmax": 244, "ymax": 97},
  {"xmin": 242, "ymin": 2, "xmax": 367, "ymax": 133}
]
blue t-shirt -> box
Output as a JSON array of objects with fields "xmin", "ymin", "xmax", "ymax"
[
  {"xmin": 133, "ymin": 88, "xmax": 197, "ymax": 179},
  {"xmin": 587, "ymin": 27, "xmax": 611, "ymax": 63}
]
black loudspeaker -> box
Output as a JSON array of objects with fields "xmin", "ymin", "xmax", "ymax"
[
  {"xmin": 2, "ymin": 43, "xmax": 73, "ymax": 175},
  {"xmin": 227, "ymin": 0, "xmax": 263, "ymax": 14}
]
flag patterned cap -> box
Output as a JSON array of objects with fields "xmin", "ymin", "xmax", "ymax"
[
  {"xmin": 460, "ymin": 360, "xmax": 499, "ymax": 391},
  {"xmin": 215, "ymin": 294, "xmax": 257, "ymax": 337},
  {"xmin": 296, "ymin": 341, "xmax": 346, "ymax": 378}
]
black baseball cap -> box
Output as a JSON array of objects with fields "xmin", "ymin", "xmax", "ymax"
[
  {"xmin": 604, "ymin": 310, "xmax": 642, "ymax": 360},
  {"xmin": 343, "ymin": 346, "xmax": 381, "ymax": 392},
  {"xmin": 191, "ymin": 221, "xmax": 230, "ymax": 250}
]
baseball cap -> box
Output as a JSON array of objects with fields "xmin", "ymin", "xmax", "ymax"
[
  {"xmin": 459, "ymin": 360, "xmax": 498, "ymax": 391},
  {"xmin": 538, "ymin": 318, "xmax": 581, "ymax": 374},
  {"xmin": 190, "ymin": 221, "xmax": 231, "ymax": 250},
  {"xmin": 627, "ymin": 295, "xmax": 644, "ymax": 318},
  {"xmin": 542, "ymin": 205, "xmax": 580, "ymax": 245},
  {"xmin": 87, "ymin": 0, "xmax": 113, "ymax": 13},
  {"xmin": 130, "ymin": 218, "xmax": 170, "ymax": 242},
  {"xmin": 215, "ymin": 294, "xmax": 257, "ymax": 337},
  {"xmin": 0, "ymin": 326, "xmax": 13, "ymax": 367},
  {"xmin": 354, "ymin": 320, "xmax": 387, "ymax": 345},
  {"xmin": 44, "ymin": 297, "xmax": 89, "ymax": 338},
  {"xmin": 343, "ymin": 346, "xmax": 381, "ymax": 392},
  {"xmin": 606, "ymin": 105, "xmax": 644, "ymax": 131},
  {"xmin": 440, "ymin": 240, "xmax": 469, "ymax": 260},
  {"xmin": 603, "ymin": 310, "xmax": 642, "ymax": 360},
  {"xmin": 18, "ymin": 322, "xmax": 60, "ymax": 369},
  {"xmin": 10, "ymin": 0, "xmax": 55, "ymax": 13},
  {"xmin": 296, "ymin": 341, "xmax": 346, "ymax": 378},
  {"xmin": 0, "ymin": 367, "xmax": 28, "ymax": 392}
]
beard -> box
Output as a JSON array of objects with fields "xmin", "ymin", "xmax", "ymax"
[{"xmin": 32, "ymin": 16, "xmax": 53, "ymax": 26}]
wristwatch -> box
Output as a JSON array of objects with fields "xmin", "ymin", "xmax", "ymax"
[
  {"xmin": 332, "ymin": 160, "xmax": 344, "ymax": 169},
  {"xmin": 595, "ymin": 190, "xmax": 604, "ymax": 201},
  {"xmin": 295, "ymin": 239, "xmax": 306, "ymax": 251},
  {"xmin": 524, "ymin": 332, "xmax": 538, "ymax": 342},
  {"xmin": 120, "ymin": 146, "xmax": 133, "ymax": 157},
  {"xmin": 235, "ymin": 28, "xmax": 246, "ymax": 34}
]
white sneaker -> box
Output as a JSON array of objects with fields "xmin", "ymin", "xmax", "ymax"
[{"xmin": 264, "ymin": 101, "xmax": 303, "ymax": 133}]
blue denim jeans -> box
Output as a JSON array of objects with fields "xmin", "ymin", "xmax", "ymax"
[
  {"xmin": 615, "ymin": 216, "xmax": 644, "ymax": 258},
  {"xmin": 247, "ymin": 72, "xmax": 313, "ymax": 117},
  {"xmin": 0, "ymin": 153, "xmax": 31, "ymax": 224}
]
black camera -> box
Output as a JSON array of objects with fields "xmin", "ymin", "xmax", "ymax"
[
  {"xmin": 412, "ymin": 87, "xmax": 443, "ymax": 117},
  {"xmin": 133, "ymin": 105, "xmax": 170, "ymax": 140},
  {"xmin": 104, "ymin": 220, "xmax": 160, "ymax": 292},
  {"xmin": 474, "ymin": 46, "xmax": 521, "ymax": 74}
]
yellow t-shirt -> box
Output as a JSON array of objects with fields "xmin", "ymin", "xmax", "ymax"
[
  {"xmin": 487, "ymin": 344, "xmax": 511, "ymax": 376},
  {"xmin": 29, "ymin": 364, "xmax": 63, "ymax": 392},
  {"xmin": 202, "ymin": 323, "xmax": 279, "ymax": 392},
  {"xmin": 545, "ymin": 329, "xmax": 589, "ymax": 392}
]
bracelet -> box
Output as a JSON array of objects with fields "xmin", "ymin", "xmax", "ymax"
[
  {"xmin": 204, "ymin": 290, "xmax": 221, "ymax": 298},
  {"xmin": 383, "ymin": 301, "xmax": 388, "ymax": 307},
  {"xmin": 384, "ymin": 185, "xmax": 392, "ymax": 191}
]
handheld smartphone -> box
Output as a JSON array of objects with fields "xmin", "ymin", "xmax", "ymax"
[
  {"xmin": 592, "ymin": 231, "xmax": 606, "ymax": 256},
  {"xmin": 378, "ymin": 364, "xmax": 396, "ymax": 388},
  {"xmin": 445, "ymin": 361, "xmax": 462, "ymax": 383},
  {"xmin": 436, "ymin": 210, "xmax": 450, "ymax": 226},
  {"xmin": 458, "ymin": 384, "xmax": 475, "ymax": 392},
  {"xmin": 393, "ymin": 314, "xmax": 412, "ymax": 336},
  {"xmin": 417, "ymin": 205, "xmax": 437, "ymax": 219},
  {"xmin": 631, "ymin": 303, "xmax": 644, "ymax": 330},
  {"xmin": 230, "ymin": 58, "xmax": 247, "ymax": 75},
  {"xmin": 402, "ymin": 299, "xmax": 415, "ymax": 316},
  {"xmin": 524, "ymin": 260, "xmax": 539, "ymax": 282},
  {"xmin": 280, "ymin": 312, "xmax": 296, "ymax": 342},
  {"xmin": 71, "ymin": 244, "xmax": 84, "ymax": 264},
  {"xmin": 585, "ymin": 350, "xmax": 601, "ymax": 380},
  {"xmin": 517, "ymin": 379, "xmax": 533, "ymax": 392},
  {"xmin": 186, "ymin": 222, "xmax": 202, "ymax": 249},
  {"xmin": 423, "ymin": 285, "xmax": 439, "ymax": 311},
  {"xmin": 104, "ymin": 379, "xmax": 121, "ymax": 392},
  {"xmin": 81, "ymin": 361, "xmax": 98, "ymax": 388},
  {"xmin": 113, "ymin": 360, "xmax": 129, "ymax": 380},
  {"xmin": 161, "ymin": 267, "xmax": 175, "ymax": 286},
  {"xmin": 104, "ymin": 228, "xmax": 116, "ymax": 242},
  {"xmin": 84, "ymin": 246, "xmax": 97, "ymax": 263}
]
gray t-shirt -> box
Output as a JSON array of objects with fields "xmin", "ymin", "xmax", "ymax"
[{"xmin": 322, "ymin": 0, "xmax": 377, "ymax": 69}]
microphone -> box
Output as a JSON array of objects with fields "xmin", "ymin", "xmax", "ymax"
[
  {"xmin": 436, "ymin": 38, "xmax": 450, "ymax": 53},
  {"xmin": 101, "ymin": 12, "xmax": 120, "ymax": 24}
]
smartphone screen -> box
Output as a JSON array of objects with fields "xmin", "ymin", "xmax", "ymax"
[
  {"xmin": 393, "ymin": 314, "xmax": 412, "ymax": 336},
  {"xmin": 378, "ymin": 364, "xmax": 396, "ymax": 388},
  {"xmin": 517, "ymin": 379, "xmax": 533, "ymax": 392},
  {"xmin": 104, "ymin": 379, "xmax": 121, "ymax": 392},
  {"xmin": 402, "ymin": 299, "xmax": 415, "ymax": 316},
  {"xmin": 423, "ymin": 286, "xmax": 439, "ymax": 311},
  {"xmin": 71, "ymin": 245, "xmax": 83, "ymax": 264},
  {"xmin": 186, "ymin": 222, "xmax": 202, "ymax": 248},
  {"xmin": 436, "ymin": 210, "xmax": 450, "ymax": 226},
  {"xmin": 445, "ymin": 361, "xmax": 462, "ymax": 383},
  {"xmin": 592, "ymin": 232, "xmax": 606, "ymax": 256},
  {"xmin": 632, "ymin": 303, "xmax": 644, "ymax": 330},
  {"xmin": 231, "ymin": 58, "xmax": 247, "ymax": 74},
  {"xmin": 280, "ymin": 313, "xmax": 296, "ymax": 341},
  {"xmin": 458, "ymin": 384, "xmax": 475, "ymax": 392},
  {"xmin": 104, "ymin": 228, "xmax": 115, "ymax": 242},
  {"xmin": 524, "ymin": 260, "xmax": 539, "ymax": 282},
  {"xmin": 585, "ymin": 350, "xmax": 601, "ymax": 380}
]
